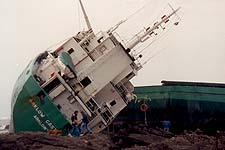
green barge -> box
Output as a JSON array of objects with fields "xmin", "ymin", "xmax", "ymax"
[{"xmin": 119, "ymin": 81, "xmax": 225, "ymax": 134}]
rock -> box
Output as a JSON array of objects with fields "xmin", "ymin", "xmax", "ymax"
[
  {"xmin": 0, "ymin": 132, "xmax": 111, "ymax": 150},
  {"xmin": 195, "ymin": 129, "xmax": 203, "ymax": 135},
  {"xmin": 1, "ymin": 129, "xmax": 225, "ymax": 150}
]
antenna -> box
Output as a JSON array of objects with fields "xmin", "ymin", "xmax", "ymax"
[
  {"xmin": 127, "ymin": 7, "xmax": 181, "ymax": 50},
  {"xmin": 168, "ymin": 3, "xmax": 181, "ymax": 21},
  {"xmin": 78, "ymin": 0, "xmax": 92, "ymax": 32},
  {"xmin": 107, "ymin": 20, "xmax": 127, "ymax": 34}
]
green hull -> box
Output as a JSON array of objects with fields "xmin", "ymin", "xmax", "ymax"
[
  {"xmin": 11, "ymin": 58, "xmax": 69, "ymax": 133},
  {"xmin": 133, "ymin": 80, "xmax": 225, "ymax": 109},
  {"xmin": 119, "ymin": 81, "xmax": 225, "ymax": 133}
]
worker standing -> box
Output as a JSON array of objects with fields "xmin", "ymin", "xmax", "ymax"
[
  {"xmin": 80, "ymin": 110, "xmax": 92, "ymax": 134},
  {"xmin": 70, "ymin": 110, "xmax": 80, "ymax": 136},
  {"xmin": 162, "ymin": 119, "xmax": 171, "ymax": 132}
]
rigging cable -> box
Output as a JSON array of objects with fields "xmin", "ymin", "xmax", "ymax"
[
  {"xmin": 45, "ymin": 37, "xmax": 71, "ymax": 52},
  {"xmin": 139, "ymin": 6, "xmax": 182, "ymax": 56},
  {"xmin": 124, "ymin": 0, "xmax": 153, "ymax": 21},
  {"xmin": 136, "ymin": 18, "xmax": 179, "ymax": 65},
  {"xmin": 141, "ymin": 47, "xmax": 166, "ymax": 66},
  {"xmin": 139, "ymin": 16, "xmax": 181, "ymax": 65},
  {"xmin": 114, "ymin": 0, "xmax": 153, "ymax": 51},
  {"xmin": 134, "ymin": 15, "xmax": 177, "ymax": 56},
  {"xmin": 130, "ymin": 3, "xmax": 170, "ymax": 53}
]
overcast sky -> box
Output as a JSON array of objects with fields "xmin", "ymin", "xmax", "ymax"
[{"xmin": 0, "ymin": 0, "xmax": 225, "ymax": 118}]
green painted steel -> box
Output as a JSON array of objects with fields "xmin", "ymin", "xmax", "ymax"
[
  {"xmin": 132, "ymin": 83, "xmax": 225, "ymax": 112},
  {"xmin": 118, "ymin": 82, "xmax": 225, "ymax": 134},
  {"xmin": 11, "ymin": 58, "xmax": 70, "ymax": 133}
]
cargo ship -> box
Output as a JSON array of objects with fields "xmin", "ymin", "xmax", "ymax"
[{"xmin": 10, "ymin": 0, "xmax": 180, "ymax": 134}]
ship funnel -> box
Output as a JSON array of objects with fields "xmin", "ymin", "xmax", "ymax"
[{"xmin": 78, "ymin": 0, "xmax": 93, "ymax": 32}]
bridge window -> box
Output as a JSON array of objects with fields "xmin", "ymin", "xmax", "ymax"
[
  {"xmin": 86, "ymin": 98, "xmax": 98, "ymax": 112},
  {"xmin": 43, "ymin": 78, "xmax": 61, "ymax": 94},
  {"xmin": 80, "ymin": 77, "xmax": 91, "ymax": 87},
  {"xmin": 68, "ymin": 48, "xmax": 74, "ymax": 54},
  {"xmin": 110, "ymin": 100, "xmax": 116, "ymax": 107},
  {"xmin": 101, "ymin": 109, "xmax": 112, "ymax": 123}
]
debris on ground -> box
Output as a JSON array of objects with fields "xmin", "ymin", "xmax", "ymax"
[
  {"xmin": 0, "ymin": 132, "xmax": 114, "ymax": 150},
  {"xmin": 123, "ymin": 130, "xmax": 225, "ymax": 150},
  {"xmin": 1, "ymin": 128, "xmax": 225, "ymax": 150}
]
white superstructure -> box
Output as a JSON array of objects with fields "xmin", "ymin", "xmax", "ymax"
[{"xmin": 32, "ymin": 1, "xmax": 180, "ymax": 133}]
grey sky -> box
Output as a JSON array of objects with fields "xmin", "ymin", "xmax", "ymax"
[{"xmin": 0, "ymin": 0, "xmax": 225, "ymax": 118}]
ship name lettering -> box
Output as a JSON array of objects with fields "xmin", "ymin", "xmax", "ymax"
[
  {"xmin": 29, "ymin": 98, "xmax": 45, "ymax": 118},
  {"xmin": 46, "ymin": 120, "xmax": 56, "ymax": 130},
  {"xmin": 33, "ymin": 115, "xmax": 47, "ymax": 131}
]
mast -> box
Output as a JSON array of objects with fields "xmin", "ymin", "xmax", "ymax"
[
  {"xmin": 107, "ymin": 20, "xmax": 127, "ymax": 34},
  {"xmin": 78, "ymin": 0, "xmax": 92, "ymax": 31},
  {"xmin": 127, "ymin": 7, "xmax": 181, "ymax": 50}
]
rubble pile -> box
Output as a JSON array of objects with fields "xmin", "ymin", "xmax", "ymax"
[
  {"xmin": 0, "ymin": 132, "xmax": 115, "ymax": 150},
  {"xmin": 123, "ymin": 130, "xmax": 225, "ymax": 150},
  {"xmin": 111, "ymin": 123, "xmax": 225, "ymax": 150},
  {"xmin": 0, "ymin": 128, "xmax": 225, "ymax": 150}
]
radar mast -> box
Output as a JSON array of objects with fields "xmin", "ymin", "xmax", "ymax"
[{"xmin": 78, "ymin": 0, "xmax": 93, "ymax": 32}]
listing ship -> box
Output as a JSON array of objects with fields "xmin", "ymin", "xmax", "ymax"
[{"xmin": 10, "ymin": 0, "xmax": 180, "ymax": 134}]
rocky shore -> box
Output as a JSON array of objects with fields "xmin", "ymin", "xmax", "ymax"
[{"xmin": 1, "ymin": 127, "xmax": 225, "ymax": 150}]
